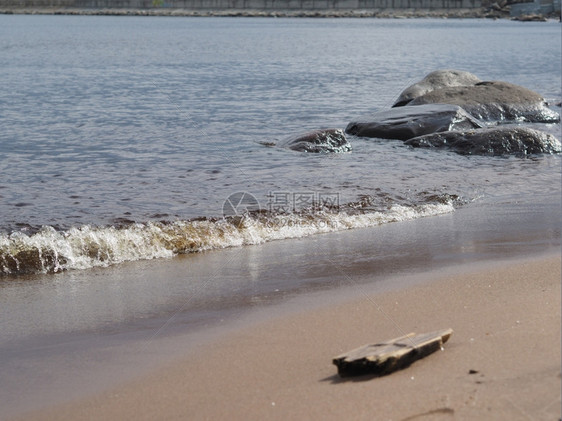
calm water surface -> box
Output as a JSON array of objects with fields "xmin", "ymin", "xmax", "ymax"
[{"xmin": 0, "ymin": 16, "xmax": 560, "ymax": 273}]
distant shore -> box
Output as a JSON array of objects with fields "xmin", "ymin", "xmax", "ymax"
[
  {"xmin": 0, "ymin": 6, "xmax": 509, "ymax": 18},
  {"xmin": 1, "ymin": 6, "xmax": 557, "ymax": 19}
]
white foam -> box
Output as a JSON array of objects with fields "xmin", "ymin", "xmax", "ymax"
[{"xmin": 0, "ymin": 203, "xmax": 454, "ymax": 275}]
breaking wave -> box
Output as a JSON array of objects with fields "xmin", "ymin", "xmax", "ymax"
[{"xmin": 0, "ymin": 202, "xmax": 455, "ymax": 276}]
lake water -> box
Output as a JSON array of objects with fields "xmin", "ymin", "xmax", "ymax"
[{"xmin": 0, "ymin": 16, "xmax": 560, "ymax": 275}]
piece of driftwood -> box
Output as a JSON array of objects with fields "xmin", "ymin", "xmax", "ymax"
[{"xmin": 333, "ymin": 328, "xmax": 453, "ymax": 378}]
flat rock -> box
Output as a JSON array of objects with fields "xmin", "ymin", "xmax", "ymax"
[
  {"xmin": 405, "ymin": 126, "xmax": 562, "ymax": 156},
  {"xmin": 333, "ymin": 328, "xmax": 453, "ymax": 378},
  {"xmin": 345, "ymin": 104, "xmax": 483, "ymax": 140},
  {"xmin": 276, "ymin": 128, "xmax": 351, "ymax": 153},
  {"xmin": 407, "ymin": 81, "xmax": 560, "ymax": 123},
  {"xmin": 393, "ymin": 69, "xmax": 481, "ymax": 107}
]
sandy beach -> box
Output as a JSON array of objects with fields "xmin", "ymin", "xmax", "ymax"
[
  {"xmin": 1, "ymin": 12, "xmax": 560, "ymax": 421},
  {"xmin": 14, "ymin": 252, "xmax": 560, "ymax": 421}
]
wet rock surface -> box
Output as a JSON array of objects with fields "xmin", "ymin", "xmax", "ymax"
[
  {"xmin": 344, "ymin": 70, "xmax": 560, "ymax": 156},
  {"xmin": 345, "ymin": 104, "xmax": 483, "ymax": 140},
  {"xmin": 407, "ymin": 81, "xmax": 560, "ymax": 123},
  {"xmin": 276, "ymin": 128, "xmax": 351, "ymax": 153},
  {"xmin": 405, "ymin": 126, "xmax": 562, "ymax": 156},
  {"xmin": 393, "ymin": 69, "xmax": 481, "ymax": 107}
]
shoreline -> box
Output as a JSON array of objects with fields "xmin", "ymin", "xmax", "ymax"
[
  {"xmin": 2, "ymin": 195, "xmax": 560, "ymax": 419},
  {"xmin": 14, "ymin": 251, "xmax": 561, "ymax": 420},
  {"xmin": 1, "ymin": 14, "xmax": 560, "ymax": 420},
  {"xmin": 0, "ymin": 7, "xmax": 510, "ymax": 18}
]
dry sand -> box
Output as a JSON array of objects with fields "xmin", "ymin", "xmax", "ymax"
[{"xmin": 15, "ymin": 253, "xmax": 561, "ymax": 421}]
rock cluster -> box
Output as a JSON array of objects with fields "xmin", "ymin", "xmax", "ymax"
[
  {"xmin": 346, "ymin": 70, "xmax": 560, "ymax": 156},
  {"xmin": 266, "ymin": 69, "xmax": 560, "ymax": 156}
]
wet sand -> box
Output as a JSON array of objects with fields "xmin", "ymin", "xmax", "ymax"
[
  {"xmin": 2, "ymin": 194, "xmax": 561, "ymax": 420},
  {"xmin": 14, "ymin": 252, "xmax": 561, "ymax": 420}
]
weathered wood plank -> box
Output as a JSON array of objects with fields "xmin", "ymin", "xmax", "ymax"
[{"xmin": 333, "ymin": 328, "xmax": 453, "ymax": 377}]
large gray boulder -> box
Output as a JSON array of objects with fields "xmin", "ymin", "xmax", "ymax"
[
  {"xmin": 405, "ymin": 126, "xmax": 561, "ymax": 156},
  {"xmin": 407, "ymin": 81, "xmax": 560, "ymax": 123},
  {"xmin": 276, "ymin": 128, "xmax": 351, "ymax": 153},
  {"xmin": 345, "ymin": 104, "xmax": 483, "ymax": 140},
  {"xmin": 393, "ymin": 70, "xmax": 481, "ymax": 107}
]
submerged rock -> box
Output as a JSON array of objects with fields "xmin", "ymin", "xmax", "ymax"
[
  {"xmin": 393, "ymin": 69, "xmax": 481, "ymax": 107},
  {"xmin": 276, "ymin": 128, "xmax": 351, "ymax": 153},
  {"xmin": 345, "ymin": 104, "xmax": 483, "ymax": 140},
  {"xmin": 405, "ymin": 126, "xmax": 562, "ymax": 156},
  {"xmin": 407, "ymin": 81, "xmax": 560, "ymax": 123}
]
